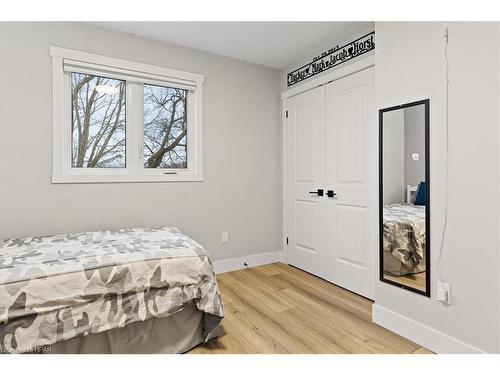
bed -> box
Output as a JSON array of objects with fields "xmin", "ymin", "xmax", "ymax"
[
  {"xmin": 383, "ymin": 185, "xmax": 426, "ymax": 276},
  {"xmin": 0, "ymin": 226, "xmax": 223, "ymax": 354}
]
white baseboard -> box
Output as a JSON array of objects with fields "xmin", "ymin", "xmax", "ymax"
[
  {"xmin": 372, "ymin": 304, "xmax": 485, "ymax": 354},
  {"xmin": 213, "ymin": 251, "xmax": 283, "ymax": 274}
]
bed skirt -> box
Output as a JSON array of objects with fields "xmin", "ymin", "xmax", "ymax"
[{"xmin": 48, "ymin": 303, "xmax": 206, "ymax": 354}]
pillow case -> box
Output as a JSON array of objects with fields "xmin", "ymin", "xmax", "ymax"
[{"xmin": 414, "ymin": 181, "xmax": 426, "ymax": 206}]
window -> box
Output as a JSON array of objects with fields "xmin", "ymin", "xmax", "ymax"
[
  {"xmin": 143, "ymin": 84, "xmax": 187, "ymax": 169},
  {"xmin": 71, "ymin": 73, "xmax": 126, "ymax": 168},
  {"xmin": 51, "ymin": 47, "xmax": 204, "ymax": 183}
]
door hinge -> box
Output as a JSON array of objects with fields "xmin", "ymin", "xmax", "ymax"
[
  {"xmin": 286, "ymin": 237, "xmax": 289, "ymax": 245},
  {"xmin": 285, "ymin": 110, "xmax": 288, "ymax": 118}
]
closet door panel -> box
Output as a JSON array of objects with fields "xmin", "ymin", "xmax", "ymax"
[
  {"xmin": 286, "ymin": 86, "xmax": 327, "ymax": 277},
  {"xmin": 325, "ymin": 67, "xmax": 375, "ymax": 299},
  {"xmin": 336, "ymin": 87, "xmax": 365, "ymax": 183}
]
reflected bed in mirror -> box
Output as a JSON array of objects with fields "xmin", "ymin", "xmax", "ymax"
[{"xmin": 379, "ymin": 99, "xmax": 430, "ymax": 296}]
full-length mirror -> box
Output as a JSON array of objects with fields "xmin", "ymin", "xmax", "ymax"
[{"xmin": 379, "ymin": 99, "xmax": 430, "ymax": 296}]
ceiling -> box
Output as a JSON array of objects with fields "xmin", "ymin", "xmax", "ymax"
[{"xmin": 92, "ymin": 22, "xmax": 372, "ymax": 69}]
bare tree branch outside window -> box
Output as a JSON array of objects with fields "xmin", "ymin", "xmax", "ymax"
[
  {"xmin": 144, "ymin": 84, "xmax": 187, "ymax": 169},
  {"xmin": 71, "ymin": 73, "xmax": 126, "ymax": 168}
]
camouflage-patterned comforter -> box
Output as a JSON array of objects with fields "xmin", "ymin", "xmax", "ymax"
[
  {"xmin": 383, "ymin": 204, "xmax": 426, "ymax": 275},
  {"xmin": 0, "ymin": 227, "xmax": 223, "ymax": 353}
]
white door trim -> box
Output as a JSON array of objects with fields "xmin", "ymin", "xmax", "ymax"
[{"xmin": 281, "ymin": 56, "xmax": 375, "ymax": 265}]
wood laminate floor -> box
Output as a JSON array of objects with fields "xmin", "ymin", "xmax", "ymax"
[
  {"xmin": 384, "ymin": 271, "xmax": 426, "ymax": 292},
  {"xmin": 189, "ymin": 262, "xmax": 433, "ymax": 354}
]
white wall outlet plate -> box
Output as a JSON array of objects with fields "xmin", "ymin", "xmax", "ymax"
[
  {"xmin": 437, "ymin": 281, "xmax": 451, "ymax": 305},
  {"xmin": 221, "ymin": 231, "xmax": 229, "ymax": 243}
]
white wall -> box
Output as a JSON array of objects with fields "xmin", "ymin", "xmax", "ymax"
[
  {"xmin": 0, "ymin": 22, "xmax": 282, "ymax": 262},
  {"xmin": 374, "ymin": 22, "xmax": 500, "ymax": 353}
]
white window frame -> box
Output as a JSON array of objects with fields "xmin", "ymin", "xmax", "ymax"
[{"xmin": 50, "ymin": 46, "xmax": 204, "ymax": 183}]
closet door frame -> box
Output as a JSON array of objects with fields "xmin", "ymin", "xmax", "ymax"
[{"xmin": 281, "ymin": 55, "xmax": 375, "ymax": 275}]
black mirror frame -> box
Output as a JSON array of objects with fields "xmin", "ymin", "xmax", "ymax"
[{"xmin": 378, "ymin": 99, "xmax": 431, "ymax": 297}]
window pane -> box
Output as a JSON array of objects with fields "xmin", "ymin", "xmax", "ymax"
[
  {"xmin": 144, "ymin": 84, "xmax": 187, "ymax": 169},
  {"xmin": 71, "ymin": 73, "xmax": 126, "ymax": 168}
]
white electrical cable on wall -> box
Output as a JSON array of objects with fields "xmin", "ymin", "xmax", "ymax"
[{"xmin": 436, "ymin": 22, "xmax": 450, "ymax": 284}]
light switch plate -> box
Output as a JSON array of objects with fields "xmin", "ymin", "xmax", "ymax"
[{"xmin": 221, "ymin": 232, "xmax": 229, "ymax": 243}]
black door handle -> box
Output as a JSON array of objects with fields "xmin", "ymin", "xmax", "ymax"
[
  {"xmin": 309, "ymin": 189, "xmax": 324, "ymax": 196},
  {"xmin": 327, "ymin": 190, "xmax": 337, "ymax": 198}
]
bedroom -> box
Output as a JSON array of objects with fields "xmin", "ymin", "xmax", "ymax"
[{"xmin": 1, "ymin": 0, "xmax": 500, "ymax": 372}]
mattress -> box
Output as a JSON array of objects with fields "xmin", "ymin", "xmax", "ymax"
[
  {"xmin": 0, "ymin": 226, "xmax": 224, "ymax": 353},
  {"xmin": 383, "ymin": 204, "xmax": 426, "ymax": 276}
]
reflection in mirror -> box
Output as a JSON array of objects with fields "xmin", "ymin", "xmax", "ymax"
[{"xmin": 379, "ymin": 100, "xmax": 430, "ymax": 296}]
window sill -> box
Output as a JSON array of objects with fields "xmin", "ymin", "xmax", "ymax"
[{"xmin": 51, "ymin": 173, "xmax": 204, "ymax": 184}]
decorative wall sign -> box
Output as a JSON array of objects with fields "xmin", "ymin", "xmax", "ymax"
[{"xmin": 287, "ymin": 31, "xmax": 375, "ymax": 87}]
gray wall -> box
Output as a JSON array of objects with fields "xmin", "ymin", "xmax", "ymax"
[
  {"xmin": 0, "ymin": 22, "xmax": 282, "ymax": 262},
  {"xmin": 383, "ymin": 109, "xmax": 405, "ymax": 205},
  {"xmin": 404, "ymin": 105, "xmax": 426, "ymax": 188},
  {"xmin": 382, "ymin": 105, "xmax": 426, "ymax": 205},
  {"xmin": 375, "ymin": 21, "xmax": 499, "ymax": 353}
]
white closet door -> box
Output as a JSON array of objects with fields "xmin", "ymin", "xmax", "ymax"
[
  {"xmin": 286, "ymin": 86, "xmax": 326, "ymax": 277},
  {"xmin": 324, "ymin": 67, "xmax": 375, "ymax": 299}
]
